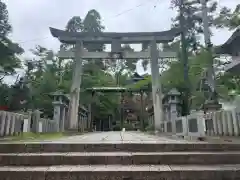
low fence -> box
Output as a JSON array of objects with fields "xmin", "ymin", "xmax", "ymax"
[
  {"xmin": 160, "ymin": 108, "xmax": 240, "ymax": 138},
  {"xmin": 204, "ymin": 109, "xmax": 240, "ymax": 136},
  {"xmin": 38, "ymin": 118, "xmax": 57, "ymax": 133},
  {"xmin": 0, "ymin": 111, "xmax": 26, "ymax": 136},
  {"xmin": 0, "ymin": 110, "xmax": 58, "ymax": 137}
]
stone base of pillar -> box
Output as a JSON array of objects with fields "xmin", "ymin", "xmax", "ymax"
[{"xmin": 64, "ymin": 129, "xmax": 79, "ymax": 135}]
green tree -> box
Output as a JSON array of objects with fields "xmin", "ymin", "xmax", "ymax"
[
  {"xmin": 66, "ymin": 16, "xmax": 83, "ymax": 32},
  {"xmin": 0, "ymin": 0, "xmax": 11, "ymax": 36},
  {"xmin": 214, "ymin": 4, "xmax": 240, "ymax": 30},
  {"xmin": 83, "ymin": 9, "xmax": 105, "ymax": 52},
  {"xmin": 212, "ymin": 4, "xmax": 240, "ymax": 99},
  {"xmin": 61, "ymin": 16, "xmax": 84, "ymax": 50},
  {"xmin": 0, "ymin": 0, "xmax": 23, "ymax": 76},
  {"xmin": 171, "ymin": 0, "xmax": 218, "ymax": 51}
]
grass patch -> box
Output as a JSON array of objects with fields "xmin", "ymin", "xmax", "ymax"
[{"xmin": 0, "ymin": 132, "xmax": 65, "ymax": 142}]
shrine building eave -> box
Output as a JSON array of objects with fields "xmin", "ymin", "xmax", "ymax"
[
  {"xmin": 224, "ymin": 60, "xmax": 240, "ymax": 73},
  {"xmin": 215, "ymin": 28, "xmax": 240, "ymax": 55},
  {"xmin": 49, "ymin": 27, "xmax": 181, "ymax": 44}
]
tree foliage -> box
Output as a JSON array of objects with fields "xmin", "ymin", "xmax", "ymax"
[
  {"xmin": 214, "ymin": 4, "xmax": 240, "ymax": 30},
  {"xmin": 0, "ymin": 0, "xmax": 23, "ymax": 76},
  {"xmin": 0, "ymin": 0, "xmax": 11, "ymax": 36},
  {"xmin": 171, "ymin": 0, "xmax": 218, "ymax": 51}
]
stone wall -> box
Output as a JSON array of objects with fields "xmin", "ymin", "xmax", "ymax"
[
  {"xmin": 159, "ymin": 108, "xmax": 240, "ymax": 138},
  {"xmin": 205, "ymin": 109, "xmax": 240, "ymax": 136},
  {"xmin": 0, "ymin": 111, "xmax": 26, "ymax": 136},
  {"xmin": 0, "ymin": 110, "xmax": 58, "ymax": 137}
]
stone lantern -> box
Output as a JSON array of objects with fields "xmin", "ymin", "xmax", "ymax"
[
  {"xmin": 166, "ymin": 88, "xmax": 181, "ymax": 122},
  {"xmin": 48, "ymin": 90, "xmax": 68, "ymax": 132},
  {"xmin": 163, "ymin": 88, "xmax": 181, "ymax": 133}
]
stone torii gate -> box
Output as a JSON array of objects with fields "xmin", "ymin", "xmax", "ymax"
[{"xmin": 49, "ymin": 27, "xmax": 180, "ymax": 132}]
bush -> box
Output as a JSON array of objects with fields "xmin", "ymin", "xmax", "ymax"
[
  {"xmin": 112, "ymin": 123, "xmax": 136, "ymax": 131},
  {"xmin": 123, "ymin": 123, "xmax": 135, "ymax": 131},
  {"xmin": 145, "ymin": 125, "xmax": 154, "ymax": 132},
  {"xmin": 113, "ymin": 125, "xmax": 121, "ymax": 131}
]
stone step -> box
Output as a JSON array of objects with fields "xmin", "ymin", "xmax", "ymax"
[
  {"xmin": 1, "ymin": 152, "xmax": 240, "ymax": 166},
  {"xmin": 1, "ymin": 142, "xmax": 240, "ymax": 153},
  {"xmin": 1, "ymin": 164, "xmax": 240, "ymax": 180}
]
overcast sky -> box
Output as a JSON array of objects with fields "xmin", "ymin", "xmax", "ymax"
[{"xmin": 2, "ymin": 0, "xmax": 239, "ymax": 82}]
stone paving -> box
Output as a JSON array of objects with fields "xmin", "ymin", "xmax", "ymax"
[{"xmin": 37, "ymin": 131, "xmax": 193, "ymax": 143}]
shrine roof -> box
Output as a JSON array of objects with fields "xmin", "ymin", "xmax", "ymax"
[
  {"xmin": 216, "ymin": 27, "xmax": 240, "ymax": 55},
  {"xmin": 48, "ymin": 91, "xmax": 69, "ymax": 101},
  {"xmin": 48, "ymin": 90, "xmax": 65, "ymax": 96},
  {"xmin": 167, "ymin": 88, "xmax": 181, "ymax": 96},
  {"xmin": 49, "ymin": 27, "xmax": 181, "ymax": 44},
  {"xmin": 85, "ymin": 87, "xmax": 149, "ymax": 93},
  {"xmin": 79, "ymin": 105, "xmax": 88, "ymax": 113}
]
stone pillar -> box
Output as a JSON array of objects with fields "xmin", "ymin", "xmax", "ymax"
[
  {"xmin": 182, "ymin": 116, "xmax": 188, "ymax": 136},
  {"xmin": 164, "ymin": 122, "xmax": 168, "ymax": 133},
  {"xmin": 81, "ymin": 115, "xmax": 84, "ymax": 132},
  {"xmin": 226, "ymin": 110, "xmax": 234, "ymax": 136},
  {"xmin": 0, "ymin": 111, "xmax": 6, "ymax": 136},
  {"xmin": 31, "ymin": 110, "xmax": 38, "ymax": 133},
  {"xmin": 212, "ymin": 111, "xmax": 218, "ymax": 135},
  {"xmin": 14, "ymin": 115, "xmax": 20, "ymax": 135},
  {"xmin": 222, "ymin": 111, "xmax": 228, "ymax": 135},
  {"xmin": 64, "ymin": 107, "xmax": 69, "ymax": 130},
  {"xmin": 20, "ymin": 115, "xmax": 25, "ymax": 134},
  {"xmin": 38, "ymin": 120, "xmax": 43, "ymax": 133},
  {"xmin": 78, "ymin": 113, "xmax": 81, "ymax": 132},
  {"xmin": 60, "ymin": 106, "xmax": 66, "ymax": 132},
  {"xmin": 5, "ymin": 113, "xmax": 11, "ymax": 136},
  {"xmin": 23, "ymin": 115, "xmax": 29, "ymax": 133},
  {"xmin": 232, "ymin": 109, "xmax": 240, "ymax": 136},
  {"xmin": 53, "ymin": 102, "xmax": 61, "ymax": 132},
  {"xmin": 84, "ymin": 116, "xmax": 87, "ymax": 131},
  {"xmin": 108, "ymin": 115, "xmax": 112, "ymax": 131},
  {"xmin": 216, "ymin": 111, "xmax": 223, "ymax": 135},
  {"xmin": 87, "ymin": 104, "xmax": 91, "ymax": 130},
  {"xmin": 35, "ymin": 110, "xmax": 41, "ymax": 133},
  {"xmin": 150, "ymin": 40, "xmax": 163, "ymax": 131},
  {"xmin": 10, "ymin": 114, "xmax": 16, "ymax": 135},
  {"xmin": 196, "ymin": 111, "xmax": 206, "ymax": 137},
  {"xmin": 26, "ymin": 110, "xmax": 32, "ymax": 132},
  {"xmin": 68, "ymin": 41, "xmax": 83, "ymax": 130},
  {"xmin": 170, "ymin": 104, "xmax": 178, "ymax": 133}
]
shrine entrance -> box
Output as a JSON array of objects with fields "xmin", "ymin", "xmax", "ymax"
[
  {"xmin": 85, "ymin": 86, "xmax": 151, "ymax": 131},
  {"xmin": 49, "ymin": 27, "xmax": 180, "ymax": 131}
]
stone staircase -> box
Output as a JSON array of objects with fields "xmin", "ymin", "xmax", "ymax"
[{"xmin": 1, "ymin": 142, "xmax": 240, "ymax": 179}]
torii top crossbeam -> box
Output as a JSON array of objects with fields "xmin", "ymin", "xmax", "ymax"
[{"xmin": 49, "ymin": 27, "xmax": 180, "ymax": 44}]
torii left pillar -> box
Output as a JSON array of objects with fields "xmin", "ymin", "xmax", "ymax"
[{"xmin": 68, "ymin": 41, "xmax": 83, "ymax": 131}]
